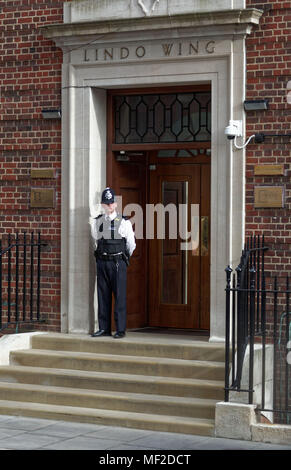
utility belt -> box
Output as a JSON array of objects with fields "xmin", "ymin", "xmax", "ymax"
[{"xmin": 96, "ymin": 252, "xmax": 129, "ymax": 266}]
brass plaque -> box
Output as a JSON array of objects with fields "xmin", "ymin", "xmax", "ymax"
[
  {"xmin": 254, "ymin": 186, "xmax": 284, "ymax": 208},
  {"xmin": 30, "ymin": 188, "xmax": 55, "ymax": 208},
  {"xmin": 31, "ymin": 169, "xmax": 55, "ymax": 179},
  {"xmin": 254, "ymin": 165, "xmax": 284, "ymax": 176}
]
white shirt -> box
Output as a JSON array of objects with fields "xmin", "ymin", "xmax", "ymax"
[{"xmin": 90, "ymin": 211, "xmax": 136, "ymax": 256}]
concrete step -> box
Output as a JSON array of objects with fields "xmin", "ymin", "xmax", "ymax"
[
  {"xmin": 31, "ymin": 333, "xmax": 226, "ymax": 362},
  {"xmin": 0, "ymin": 333, "xmax": 224, "ymax": 436},
  {"xmin": 0, "ymin": 365, "xmax": 224, "ymax": 400},
  {"xmin": 0, "ymin": 399, "xmax": 215, "ymax": 436},
  {"xmin": 0, "ymin": 382, "xmax": 217, "ymax": 419},
  {"xmin": 10, "ymin": 349, "xmax": 225, "ymax": 381}
]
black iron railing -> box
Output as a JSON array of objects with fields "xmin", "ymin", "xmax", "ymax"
[
  {"xmin": 0, "ymin": 232, "xmax": 47, "ymax": 333},
  {"xmin": 224, "ymin": 235, "xmax": 291, "ymax": 424}
]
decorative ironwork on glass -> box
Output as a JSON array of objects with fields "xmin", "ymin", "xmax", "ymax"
[{"xmin": 114, "ymin": 92, "xmax": 211, "ymax": 144}]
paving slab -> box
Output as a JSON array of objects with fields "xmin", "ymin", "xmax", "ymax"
[
  {"xmin": 42, "ymin": 435, "xmax": 120, "ymax": 451},
  {"xmin": 84, "ymin": 425, "xmax": 156, "ymax": 442},
  {"xmin": 0, "ymin": 415, "xmax": 290, "ymax": 451},
  {"xmin": 0, "ymin": 432, "xmax": 62, "ymax": 450}
]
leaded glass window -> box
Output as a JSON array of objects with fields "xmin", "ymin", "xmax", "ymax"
[{"xmin": 114, "ymin": 92, "xmax": 211, "ymax": 144}]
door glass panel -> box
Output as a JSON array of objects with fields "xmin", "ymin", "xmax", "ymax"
[
  {"xmin": 161, "ymin": 181, "xmax": 188, "ymax": 304},
  {"xmin": 114, "ymin": 92, "xmax": 211, "ymax": 144}
]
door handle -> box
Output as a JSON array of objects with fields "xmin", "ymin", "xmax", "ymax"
[{"xmin": 201, "ymin": 216, "xmax": 209, "ymax": 256}]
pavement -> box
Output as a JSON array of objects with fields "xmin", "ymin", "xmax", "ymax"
[{"xmin": 0, "ymin": 414, "xmax": 290, "ymax": 452}]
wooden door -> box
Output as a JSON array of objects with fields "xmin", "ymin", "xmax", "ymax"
[
  {"xmin": 111, "ymin": 152, "xmax": 148, "ymax": 329},
  {"xmin": 148, "ymin": 162, "xmax": 210, "ymax": 330}
]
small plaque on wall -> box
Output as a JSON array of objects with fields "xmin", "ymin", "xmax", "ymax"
[
  {"xmin": 31, "ymin": 169, "xmax": 55, "ymax": 179},
  {"xmin": 30, "ymin": 188, "xmax": 55, "ymax": 208},
  {"xmin": 254, "ymin": 186, "xmax": 284, "ymax": 208},
  {"xmin": 254, "ymin": 165, "xmax": 284, "ymax": 176}
]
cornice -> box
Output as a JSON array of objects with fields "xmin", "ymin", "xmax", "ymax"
[{"xmin": 39, "ymin": 8, "xmax": 263, "ymax": 43}]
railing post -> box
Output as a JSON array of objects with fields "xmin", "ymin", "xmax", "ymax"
[
  {"xmin": 30, "ymin": 231, "xmax": 34, "ymax": 321},
  {"xmin": 37, "ymin": 232, "xmax": 41, "ymax": 321},
  {"xmin": 232, "ymin": 272, "xmax": 236, "ymax": 386},
  {"xmin": 273, "ymin": 276, "xmax": 278, "ymax": 421},
  {"xmin": 249, "ymin": 266, "xmax": 256, "ymax": 404},
  {"xmin": 285, "ymin": 276, "xmax": 290, "ymax": 423},
  {"xmin": 15, "ymin": 232, "xmax": 19, "ymax": 325},
  {"xmin": 261, "ymin": 271, "xmax": 266, "ymax": 411},
  {"xmin": 23, "ymin": 232, "xmax": 27, "ymax": 321},
  {"xmin": 225, "ymin": 265, "xmax": 233, "ymax": 402},
  {"xmin": 236, "ymin": 264, "xmax": 243, "ymax": 388},
  {"xmin": 7, "ymin": 233, "xmax": 11, "ymax": 323},
  {"xmin": 256, "ymin": 235, "xmax": 261, "ymax": 331}
]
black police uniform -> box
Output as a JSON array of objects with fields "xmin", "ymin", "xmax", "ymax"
[
  {"xmin": 94, "ymin": 214, "xmax": 129, "ymax": 337},
  {"xmin": 92, "ymin": 188, "xmax": 131, "ymax": 339}
]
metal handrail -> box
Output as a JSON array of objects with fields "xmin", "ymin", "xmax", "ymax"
[{"xmin": 224, "ymin": 235, "xmax": 291, "ymax": 424}]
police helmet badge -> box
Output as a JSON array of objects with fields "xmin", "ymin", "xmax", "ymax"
[
  {"xmin": 105, "ymin": 190, "xmax": 112, "ymax": 200},
  {"xmin": 101, "ymin": 187, "xmax": 115, "ymax": 204}
]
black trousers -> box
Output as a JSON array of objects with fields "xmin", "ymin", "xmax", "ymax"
[{"xmin": 96, "ymin": 259, "xmax": 127, "ymax": 333}]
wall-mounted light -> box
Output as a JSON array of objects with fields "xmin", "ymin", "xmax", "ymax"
[
  {"xmin": 243, "ymin": 99, "xmax": 269, "ymax": 111},
  {"xmin": 41, "ymin": 109, "xmax": 61, "ymax": 119}
]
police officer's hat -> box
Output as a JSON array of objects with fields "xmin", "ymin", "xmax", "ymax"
[{"xmin": 101, "ymin": 187, "xmax": 115, "ymax": 204}]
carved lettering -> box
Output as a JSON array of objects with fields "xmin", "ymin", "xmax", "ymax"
[
  {"xmin": 206, "ymin": 41, "xmax": 215, "ymax": 54},
  {"xmin": 189, "ymin": 42, "xmax": 199, "ymax": 55},
  {"xmin": 162, "ymin": 43, "xmax": 173, "ymax": 56},
  {"xmin": 120, "ymin": 47, "xmax": 129, "ymax": 59},
  {"xmin": 104, "ymin": 48, "xmax": 113, "ymax": 60},
  {"xmin": 135, "ymin": 46, "xmax": 146, "ymax": 58},
  {"xmin": 81, "ymin": 40, "xmax": 216, "ymax": 63},
  {"xmin": 84, "ymin": 49, "xmax": 90, "ymax": 61}
]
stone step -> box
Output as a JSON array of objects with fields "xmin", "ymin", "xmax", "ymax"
[
  {"xmin": 0, "ymin": 382, "xmax": 217, "ymax": 419},
  {"xmin": 10, "ymin": 349, "xmax": 225, "ymax": 381},
  {"xmin": 0, "ymin": 333, "xmax": 224, "ymax": 436},
  {"xmin": 0, "ymin": 399, "xmax": 215, "ymax": 436},
  {"xmin": 0, "ymin": 365, "xmax": 224, "ymax": 400},
  {"xmin": 31, "ymin": 333, "xmax": 226, "ymax": 362}
]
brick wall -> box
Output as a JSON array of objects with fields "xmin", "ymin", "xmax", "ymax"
[
  {"xmin": 245, "ymin": 1, "xmax": 291, "ymax": 282},
  {"xmin": 0, "ymin": 1, "xmax": 70, "ymax": 332}
]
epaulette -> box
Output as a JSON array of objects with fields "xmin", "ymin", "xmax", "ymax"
[
  {"xmin": 95, "ymin": 214, "xmax": 103, "ymax": 219},
  {"xmin": 114, "ymin": 213, "xmax": 128, "ymax": 222}
]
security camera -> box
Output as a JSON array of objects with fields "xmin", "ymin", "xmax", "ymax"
[
  {"xmin": 225, "ymin": 120, "xmax": 257, "ymax": 149},
  {"xmin": 224, "ymin": 120, "xmax": 243, "ymax": 140}
]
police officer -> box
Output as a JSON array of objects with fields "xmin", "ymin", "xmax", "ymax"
[{"xmin": 91, "ymin": 187, "xmax": 136, "ymax": 338}]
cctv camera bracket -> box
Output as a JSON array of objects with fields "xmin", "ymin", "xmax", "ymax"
[
  {"xmin": 230, "ymin": 120, "xmax": 243, "ymax": 137},
  {"xmin": 225, "ymin": 120, "xmax": 243, "ymax": 139}
]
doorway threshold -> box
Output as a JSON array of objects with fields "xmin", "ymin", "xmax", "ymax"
[{"xmin": 128, "ymin": 327, "xmax": 209, "ymax": 340}]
